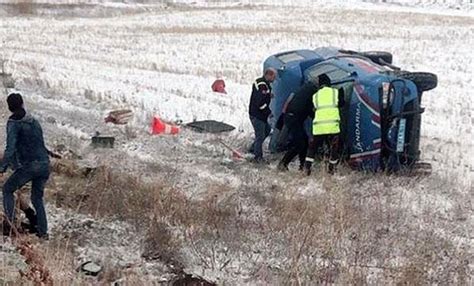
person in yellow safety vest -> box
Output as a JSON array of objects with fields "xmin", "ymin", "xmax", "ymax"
[{"xmin": 304, "ymin": 74, "xmax": 345, "ymax": 175}]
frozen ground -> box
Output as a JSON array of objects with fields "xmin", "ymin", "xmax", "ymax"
[{"xmin": 0, "ymin": 0, "xmax": 473, "ymax": 284}]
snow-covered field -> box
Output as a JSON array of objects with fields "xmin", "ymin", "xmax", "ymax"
[{"xmin": 0, "ymin": 0, "xmax": 473, "ymax": 284}]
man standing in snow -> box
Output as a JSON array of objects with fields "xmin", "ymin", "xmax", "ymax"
[
  {"xmin": 277, "ymin": 81, "xmax": 318, "ymax": 172},
  {"xmin": 248, "ymin": 68, "xmax": 276, "ymax": 163},
  {"xmin": 304, "ymin": 75, "xmax": 345, "ymax": 175},
  {"xmin": 1, "ymin": 93, "xmax": 50, "ymax": 240}
]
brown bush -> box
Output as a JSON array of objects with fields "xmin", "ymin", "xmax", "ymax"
[
  {"xmin": 143, "ymin": 219, "xmax": 182, "ymax": 268},
  {"xmin": 47, "ymin": 161, "xmax": 471, "ymax": 284},
  {"xmin": 15, "ymin": 0, "xmax": 35, "ymax": 15}
]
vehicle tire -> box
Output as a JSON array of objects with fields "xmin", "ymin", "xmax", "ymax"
[
  {"xmin": 360, "ymin": 51, "xmax": 393, "ymax": 65},
  {"xmin": 397, "ymin": 71, "xmax": 438, "ymax": 92}
]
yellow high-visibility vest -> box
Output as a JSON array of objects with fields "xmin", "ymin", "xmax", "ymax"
[{"xmin": 312, "ymin": 87, "xmax": 340, "ymax": 135}]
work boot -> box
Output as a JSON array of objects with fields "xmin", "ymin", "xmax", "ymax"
[
  {"xmin": 2, "ymin": 220, "xmax": 14, "ymax": 237},
  {"xmin": 277, "ymin": 161, "xmax": 289, "ymax": 172},
  {"xmin": 20, "ymin": 222, "xmax": 36, "ymax": 234},
  {"xmin": 248, "ymin": 143, "xmax": 255, "ymax": 154},
  {"xmin": 328, "ymin": 164, "xmax": 335, "ymax": 175},
  {"xmin": 250, "ymin": 157, "xmax": 268, "ymax": 165},
  {"xmin": 298, "ymin": 161, "xmax": 305, "ymax": 171},
  {"xmin": 328, "ymin": 160, "xmax": 338, "ymax": 175},
  {"xmin": 36, "ymin": 233, "xmax": 49, "ymax": 241},
  {"xmin": 279, "ymin": 151, "xmax": 295, "ymax": 171},
  {"xmin": 304, "ymin": 161, "xmax": 312, "ymax": 176},
  {"xmin": 23, "ymin": 208, "xmax": 38, "ymax": 234}
]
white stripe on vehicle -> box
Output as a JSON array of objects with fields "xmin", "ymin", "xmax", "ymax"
[
  {"xmin": 350, "ymin": 149, "xmax": 381, "ymax": 159},
  {"xmin": 371, "ymin": 120, "xmax": 381, "ymax": 129},
  {"xmin": 354, "ymin": 88, "xmax": 380, "ymax": 117}
]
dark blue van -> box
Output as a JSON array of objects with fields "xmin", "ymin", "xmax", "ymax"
[{"xmin": 264, "ymin": 47, "xmax": 437, "ymax": 172}]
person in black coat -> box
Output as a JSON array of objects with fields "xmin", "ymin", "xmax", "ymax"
[
  {"xmin": 1, "ymin": 93, "xmax": 50, "ymax": 239},
  {"xmin": 277, "ymin": 81, "xmax": 318, "ymax": 171},
  {"xmin": 248, "ymin": 68, "xmax": 276, "ymax": 162}
]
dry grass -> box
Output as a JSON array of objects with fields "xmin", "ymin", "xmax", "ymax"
[
  {"xmin": 0, "ymin": 157, "xmax": 470, "ymax": 284},
  {"xmin": 0, "ymin": 235, "xmax": 81, "ymax": 285},
  {"xmin": 38, "ymin": 159, "xmax": 472, "ymax": 284},
  {"xmin": 13, "ymin": 0, "xmax": 35, "ymax": 15}
]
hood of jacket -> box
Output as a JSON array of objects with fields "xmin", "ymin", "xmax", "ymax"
[{"xmin": 8, "ymin": 110, "xmax": 34, "ymax": 123}]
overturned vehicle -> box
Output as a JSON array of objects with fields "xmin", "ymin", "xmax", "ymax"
[{"xmin": 265, "ymin": 47, "xmax": 437, "ymax": 172}]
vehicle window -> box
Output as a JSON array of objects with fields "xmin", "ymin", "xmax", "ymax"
[
  {"xmin": 307, "ymin": 64, "xmax": 351, "ymax": 83},
  {"xmin": 277, "ymin": 52, "xmax": 305, "ymax": 64},
  {"xmin": 327, "ymin": 69, "xmax": 351, "ymax": 82},
  {"xmin": 345, "ymin": 57, "xmax": 385, "ymax": 73}
]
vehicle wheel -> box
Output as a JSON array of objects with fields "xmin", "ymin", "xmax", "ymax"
[
  {"xmin": 360, "ymin": 51, "xmax": 393, "ymax": 65},
  {"xmin": 397, "ymin": 71, "xmax": 438, "ymax": 92}
]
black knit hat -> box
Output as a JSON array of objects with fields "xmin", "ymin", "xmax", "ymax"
[{"xmin": 7, "ymin": 93, "xmax": 24, "ymax": 112}]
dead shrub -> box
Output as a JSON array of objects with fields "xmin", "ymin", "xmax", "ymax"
[
  {"xmin": 15, "ymin": 0, "xmax": 35, "ymax": 15},
  {"xmin": 51, "ymin": 165, "xmax": 185, "ymax": 227},
  {"xmin": 188, "ymin": 184, "xmax": 238, "ymax": 228},
  {"xmin": 270, "ymin": 184, "xmax": 357, "ymax": 284},
  {"xmin": 179, "ymin": 184, "xmax": 246, "ymax": 272},
  {"xmin": 15, "ymin": 238, "xmax": 53, "ymax": 285},
  {"xmin": 396, "ymin": 262, "xmax": 427, "ymax": 285},
  {"xmin": 143, "ymin": 220, "xmax": 181, "ymax": 266},
  {"xmin": 47, "ymin": 160, "xmax": 471, "ymax": 284},
  {"xmin": 95, "ymin": 263, "xmax": 123, "ymax": 284}
]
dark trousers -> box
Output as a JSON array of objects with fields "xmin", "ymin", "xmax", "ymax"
[
  {"xmin": 279, "ymin": 114, "xmax": 308, "ymax": 168},
  {"xmin": 3, "ymin": 162, "xmax": 50, "ymax": 235},
  {"xmin": 305, "ymin": 134, "xmax": 341, "ymax": 173},
  {"xmin": 250, "ymin": 116, "xmax": 271, "ymax": 159}
]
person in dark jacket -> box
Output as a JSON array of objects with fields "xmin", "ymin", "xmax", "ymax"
[
  {"xmin": 249, "ymin": 68, "xmax": 276, "ymax": 162},
  {"xmin": 272, "ymin": 93, "xmax": 295, "ymax": 153},
  {"xmin": 1, "ymin": 93, "xmax": 50, "ymax": 239},
  {"xmin": 277, "ymin": 81, "xmax": 318, "ymax": 171}
]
